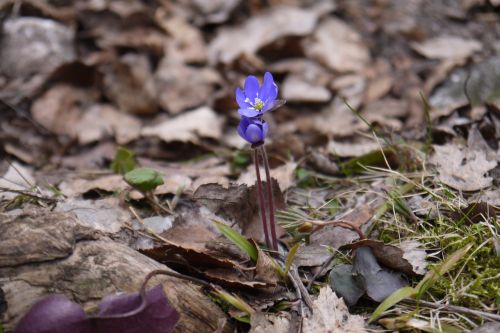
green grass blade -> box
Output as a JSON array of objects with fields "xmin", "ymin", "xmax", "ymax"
[
  {"xmin": 284, "ymin": 242, "xmax": 301, "ymax": 275},
  {"xmin": 213, "ymin": 220, "xmax": 258, "ymax": 262},
  {"xmin": 369, "ymin": 286, "xmax": 416, "ymax": 323}
]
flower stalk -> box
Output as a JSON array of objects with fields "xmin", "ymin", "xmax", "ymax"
[
  {"xmin": 254, "ymin": 149, "xmax": 271, "ymax": 249},
  {"xmin": 260, "ymin": 146, "xmax": 278, "ymax": 251}
]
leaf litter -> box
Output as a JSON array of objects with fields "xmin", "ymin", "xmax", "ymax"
[{"xmin": 1, "ymin": 0, "xmax": 499, "ymax": 332}]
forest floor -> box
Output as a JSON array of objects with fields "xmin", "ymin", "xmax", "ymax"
[{"xmin": 0, "ymin": 1, "xmax": 499, "ymax": 332}]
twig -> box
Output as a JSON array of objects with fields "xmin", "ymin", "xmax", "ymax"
[
  {"xmin": 254, "ymin": 149, "xmax": 271, "ymax": 249},
  {"xmin": 306, "ymin": 219, "xmax": 366, "ymax": 240},
  {"xmin": 128, "ymin": 206, "xmax": 172, "ymax": 245},
  {"xmin": 401, "ymin": 298, "xmax": 500, "ymax": 322},
  {"xmin": 260, "ymin": 146, "xmax": 278, "ymax": 251},
  {"xmin": 306, "ymin": 253, "xmax": 336, "ymax": 291},
  {"xmin": 289, "ymin": 265, "xmax": 314, "ymax": 314}
]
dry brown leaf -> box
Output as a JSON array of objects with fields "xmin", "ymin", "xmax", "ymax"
[
  {"xmin": 430, "ymin": 144, "xmax": 497, "ymax": 191},
  {"xmin": 237, "ymin": 161, "xmax": 296, "ymax": 191},
  {"xmin": 141, "ymin": 106, "xmax": 224, "ymax": 143},
  {"xmin": 282, "ymin": 74, "xmax": 331, "ymax": 103},
  {"xmin": 254, "ymin": 243, "xmax": 280, "ymax": 286},
  {"xmin": 208, "ymin": 6, "xmax": 319, "ymax": 64},
  {"xmin": 305, "ymin": 18, "xmax": 370, "ymax": 73},
  {"xmin": 340, "ymin": 239, "xmax": 427, "ymax": 276},
  {"xmin": 314, "ymin": 100, "xmax": 366, "ymax": 137},
  {"xmin": 411, "ymin": 36, "xmax": 482, "ymax": 60},
  {"xmin": 328, "ymin": 139, "xmax": 380, "ymax": 158},
  {"xmin": 76, "ymin": 104, "xmax": 141, "ymax": 144},
  {"xmin": 101, "ymin": 54, "xmax": 158, "ymax": 115},
  {"xmin": 31, "ymin": 85, "xmax": 98, "ymax": 137},
  {"xmin": 154, "ymin": 60, "xmax": 220, "ymax": 114},
  {"xmin": 157, "ymin": 13, "xmax": 207, "ymax": 64},
  {"xmin": 302, "ymin": 286, "xmax": 366, "ymax": 333}
]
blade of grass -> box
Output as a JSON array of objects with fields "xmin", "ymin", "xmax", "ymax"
[{"xmin": 213, "ymin": 220, "xmax": 258, "ymax": 262}]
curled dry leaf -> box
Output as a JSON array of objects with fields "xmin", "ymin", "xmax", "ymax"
[
  {"xmin": 253, "ymin": 241, "xmax": 280, "ymax": 286},
  {"xmin": 141, "ymin": 106, "xmax": 224, "ymax": 143},
  {"xmin": 340, "ymin": 239, "xmax": 427, "ymax": 276},
  {"xmin": 305, "ymin": 18, "xmax": 370, "ymax": 73},
  {"xmin": 302, "ymin": 286, "xmax": 366, "ymax": 333},
  {"xmin": 208, "ymin": 6, "xmax": 319, "ymax": 64},
  {"xmin": 430, "ymin": 143, "xmax": 497, "ymax": 191},
  {"xmin": 411, "ymin": 36, "xmax": 482, "ymax": 60}
]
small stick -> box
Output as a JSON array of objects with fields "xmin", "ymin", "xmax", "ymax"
[
  {"xmin": 254, "ymin": 149, "xmax": 271, "ymax": 249},
  {"xmin": 260, "ymin": 146, "xmax": 278, "ymax": 251},
  {"xmin": 289, "ymin": 265, "xmax": 314, "ymax": 314},
  {"xmin": 401, "ymin": 298, "xmax": 500, "ymax": 322},
  {"xmin": 306, "ymin": 219, "xmax": 366, "ymax": 240}
]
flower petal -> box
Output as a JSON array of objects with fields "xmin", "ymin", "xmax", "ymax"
[
  {"xmin": 259, "ymin": 72, "xmax": 278, "ymax": 104},
  {"xmin": 245, "ymin": 124, "xmax": 263, "ymax": 144},
  {"xmin": 238, "ymin": 108, "xmax": 260, "ymax": 118},
  {"xmin": 244, "ymin": 75, "xmax": 260, "ymax": 100},
  {"xmin": 235, "ymin": 87, "xmax": 248, "ymax": 109}
]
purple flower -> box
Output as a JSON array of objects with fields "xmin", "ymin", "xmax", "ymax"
[
  {"xmin": 236, "ymin": 72, "xmax": 278, "ymax": 118},
  {"xmin": 237, "ymin": 116, "xmax": 268, "ymax": 145}
]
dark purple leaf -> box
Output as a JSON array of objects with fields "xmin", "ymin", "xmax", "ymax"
[
  {"xmin": 353, "ymin": 247, "xmax": 408, "ymax": 302},
  {"xmin": 94, "ymin": 284, "xmax": 179, "ymax": 333},
  {"xmin": 14, "ymin": 295, "xmax": 90, "ymax": 333}
]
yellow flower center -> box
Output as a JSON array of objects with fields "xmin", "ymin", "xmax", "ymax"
[{"xmin": 254, "ymin": 98, "xmax": 264, "ymax": 111}]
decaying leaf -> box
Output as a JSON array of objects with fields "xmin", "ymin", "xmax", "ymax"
[
  {"xmin": 302, "ymin": 286, "xmax": 366, "ymax": 333},
  {"xmin": 154, "ymin": 60, "xmax": 220, "ymax": 114},
  {"xmin": 282, "ymin": 74, "xmax": 331, "ymax": 103},
  {"xmin": 141, "ymin": 106, "xmax": 223, "ymax": 143},
  {"xmin": 411, "ymin": 36, "xmax": 481, "ymax": 60},
  {"xmin": 352, "ymin": 247, "xmax": 408, "ymax": 302},
  {"xmin": 209, "ymin": 6, "xmax": 319, "ymax": 64},
  {"xmin": 328, "ymin": 264, "xmax": 365, "ymax": 306},
  {"xmin": 237, "ymin": 161, "xmax": 297, "ymax": 191},
  {"xmin": 430, "ymin": 143, "xmax": 497, "ymax": 191},
  {"xmin": 250, "ymin": 312, "xmax": 291, "ymax": 333},
  {"xmin": 341, "ymin": 239, "xmax": 427, "ymax": 276},
  {"xmin": 76, "ymin": 104, "xmax": 141, "ymax": 145},
  {"xmin": 328, "ymin": 139, "xmax": 380, "ymax": 158},
  {"xmin": 305, "ymin": 18, "xmax": 370, "ymax": 73}
]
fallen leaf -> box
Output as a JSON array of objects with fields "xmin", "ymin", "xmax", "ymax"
[
  {"xmin": 451, "ymin": 201, "xmax": 498, "ymax": 225},
  {"xmin": 237, "ymin": 161, "xmax": 297, "ymax": 191},
  {"xmin": 302, "ymin": 286, "xmax": 366, "ymax": 333},
  {"xmin": 76, "ymin": 104, "xmax": 141, "ymax": 145},
  {"xmin": 250, "ymin": 312, "xmax": 291, "ymax": 333},
  {"xmin": 328, "ymin": 264, "xmax": 365, "ymax": 306},
  {"xmin": 31, "ymin": 84, "xmax": 98, "ymax": 137},
  {"xmin": 209, "ymin": 6, "xmax": 319, "ymax": 64},
  {"xmin": 340, "ymin": 239, "xmax": 427, "ymax": 276},
  {"xmin": 154, "ymin": 59, "xmax": 221, "ymax": 114},
  {"xmin": 328, "ymin": 139, "xmax": 380, "ymax": 158},
  {"xmin": 282, "ymin": 74, "xmax": 331, "ymax": 103},
  {"xmin": 305, "ymin": 18, "xmax": 370, "ymax": 73},
  {"xmin": 411, "ymin": 36, "xmax": 481, "ymax": 60},
  {"xmin": 254, "ymin": 244, "xmax": 280, "ymax": 286},
  {"xmin": 470, "ymin": 322, "xmax": 500, "ymax": 333},
  {"xmin": 352, "ymin": 247, "xmax": 408, "ymax": 302},
  {"xmin": 141, "ymin": 106, "xmax": 224, "ymax": 143},
  {"xmin": 430, "ymin": 143, "xmax": 497, "ymax": 191},
  {"xmin": 179, "ymin": 0, "xmax": 242, "ymax": 25},
  {"xmin": 101, "ymin": 54, "xmax": 158, "ymax": 115}
]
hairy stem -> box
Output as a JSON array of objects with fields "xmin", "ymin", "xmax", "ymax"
[
  {"xmin": 260, "ymin": 146, "xmax": 278, "ymax": 251},
  {"xmin": 254, "ymin": 149, "xmax": 271, "ymax": 249}
]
